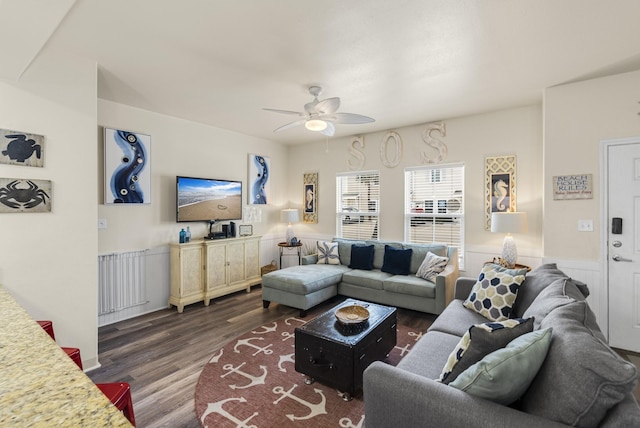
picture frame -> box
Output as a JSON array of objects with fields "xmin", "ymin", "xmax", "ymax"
[
  {"xmin": 485, "ymin": 155, "xmax": 517, "ymax": 230},
  {"xmin": 239, "ymin": 224, "xmax": 253, "ymax": 236},
  {"xmin": 0, "ymin": 128, "xmax": 45, "ymax": 167},
  {"xmin": 303, "ymin": 172, "xmax": 318, "ymax": 223},
  {"xmin": 104, "ymin": 128, "xmax": 151, "ymax": 204},
  {"xmin": 0, "ymin": 178, "xmax": 52, "ymax": 213},
  {"xmin": 248, "ymin": 153, "xmax": 270, "ymax": 205}
]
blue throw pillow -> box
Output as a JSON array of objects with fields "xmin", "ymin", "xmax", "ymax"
[
  {"xmin": 349, "ymin": 244, "xmax": 375, "ymax": 270},
  {"xmin": 381, "ymin": 245, "xmax": 413, "ymax": 275}
]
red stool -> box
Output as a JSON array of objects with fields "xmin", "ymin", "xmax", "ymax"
[
  {"xmin": 97, "ymin": 382, "xmax": 136, "ymax": 427},
  {"xmin": 62, "ymin": 347, "xmax": 83, "ymax": 370},
  {"xmin": 37, "ymin": 320, "xmax": 55, "ymax": 340}
]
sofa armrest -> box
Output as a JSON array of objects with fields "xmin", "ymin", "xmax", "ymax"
[
  {"xmin": 435, "ymin": 247, "xmax": 459, "ymax": 307},
  {"xmin": 301, "ymin": 254, "xmax": 318, "ymax": 265},
  {"xmin": 454, "ymin": 276, "xmax": 477, "ymax": 300},
  {"xmin": 363, "ymin": 362, "xmax": 568, "ymax": 428}
]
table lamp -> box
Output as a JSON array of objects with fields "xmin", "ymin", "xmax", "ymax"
[
  {"xmin": 281, "ymin": 209, "xmax": 300, "ymax": 244},
  {"xmin": 491, "ymin": 211, "xmax": 528, "ymax": 268}
]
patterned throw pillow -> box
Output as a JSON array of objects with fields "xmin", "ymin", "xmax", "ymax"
[
  {"xmin": 449, "ymin": 328, "xmax": 553, "ymax": 405},
  {"xmin": 316, "ymin": 241, "xmax": 340, "ymax": 265},
  {"xmin": 438, "ymin": 317, "xmax": 533, "ymax": 384},
  {"xmin": 416, "ymin": 251, "xmax": 449, "ymax": 281},
  {"xmin": 463, "ymin": 263, "xmax": 527, "ymax": 321}
]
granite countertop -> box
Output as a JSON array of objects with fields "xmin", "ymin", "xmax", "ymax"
[{"xmin": 0, "ymin": 286, "xmax": 132, "ymax": 427}]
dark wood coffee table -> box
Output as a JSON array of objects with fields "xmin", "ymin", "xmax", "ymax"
[{"xmin": 294, "ymin": 298, "xmax": 397, "ymax": 401}]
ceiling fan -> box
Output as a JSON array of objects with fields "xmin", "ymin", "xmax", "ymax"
[{"xmin": 263, "ymin": 86, "xmax": 375, "ymax": 137}]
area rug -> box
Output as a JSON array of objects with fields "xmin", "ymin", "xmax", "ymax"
[{"xmin": 194, "ymin": 314, "xmax": 422, "ymax": 428}]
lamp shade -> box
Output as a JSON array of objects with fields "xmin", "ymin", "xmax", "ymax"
[
  {"xmin": 281, "ymin": 208, "xmax": 300, "ymax": 224},
  {"xmin": 491, "ymin": 212, "xmax": 528, "ymax": 234}
]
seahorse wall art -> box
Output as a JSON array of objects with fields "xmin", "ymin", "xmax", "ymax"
[
  {"xmin": 248, "ymin": 154, "xmax": 270, "ymax": 205},
  {"xmin": 104, "ymin": 128, "xmax": 151, "ymax": 204},
  {"xmin": 0, "ymin": 128, "xmax": 45, "ymax": 168}
]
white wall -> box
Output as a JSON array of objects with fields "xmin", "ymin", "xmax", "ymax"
[
  {"xmin": 97, "ymin": 100, "xmax": 290, "ymax": 324},
  {"xmin": 0, "ymin": 49, "xmax": 100, "ymax": 367},
  {"xmin": 287, "ymin": 105, "xmax": 544, "ymax": 274},
  {"xmin": 543, "ymin": 69, "xmax": 640, "ymax": 260}
]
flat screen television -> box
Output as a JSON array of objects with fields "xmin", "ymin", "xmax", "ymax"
[{"xmin": 176, "ymin": 176, "xmax": 242, "ymax": 222}]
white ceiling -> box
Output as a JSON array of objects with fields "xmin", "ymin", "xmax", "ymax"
[{"xmin": 4, "ymin": 0, "xmax": 640, "ymax": 144}]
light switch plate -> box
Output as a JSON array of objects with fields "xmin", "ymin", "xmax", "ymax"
[{"xmin": 577, "ymin": 219, "xmax": 593, "ymax": 232}]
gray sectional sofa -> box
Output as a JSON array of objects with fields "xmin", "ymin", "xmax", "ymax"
[
  {"xmin": 261, "ymin": 238, "xmax": 459, "ymax": 316},
  {"xmin": 363, "ymin": 264, "xmax": 640, "ymax": 427}
]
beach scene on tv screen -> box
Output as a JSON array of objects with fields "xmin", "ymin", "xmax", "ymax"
[{"xmin": 178, "ymin": 178, "xmax": 241, "ymax": 221}]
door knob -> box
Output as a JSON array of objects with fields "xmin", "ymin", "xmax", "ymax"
[{"xmin": 612, "ymin": 255, "xmax": 632, "ymax": 262}]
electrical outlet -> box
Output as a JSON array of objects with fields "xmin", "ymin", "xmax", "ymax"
[
  {"xmin": 577, "ymin": 219, "xmax": 593, "ymax": 232},
  {"xmin": 98, "ymin": 218, "xmax": 107, "ymax": 229}
]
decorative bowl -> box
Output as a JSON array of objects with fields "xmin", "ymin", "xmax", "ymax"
[{"xmin": 335, "ymin": 304, "xmax": 370, "ymax": 324}]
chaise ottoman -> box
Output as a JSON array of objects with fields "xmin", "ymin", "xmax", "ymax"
[{"xmin": 261, "ymin": 264, "xmax": 350, "ymax": 316}]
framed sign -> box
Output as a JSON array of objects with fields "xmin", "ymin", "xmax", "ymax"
[
  {"xmin": 239, "ymin": 224, "xmax": 253, "ymax": 236},
  {"xmin": 553, "ymin": 174, "xmax": 593, "ymax": 200}
]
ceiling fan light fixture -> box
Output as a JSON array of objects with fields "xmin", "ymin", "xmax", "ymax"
[{"xmin": 305, "ymin": 119, "xmax": 328, "ymax": 131}]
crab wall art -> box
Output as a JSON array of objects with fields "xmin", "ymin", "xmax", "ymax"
[
  {"xmin": 0, "ymin": 178, "xmax": 52, "ymax": 213},
  {"xmin": 0, "ymin": 129, "xmax": 45, "ymax": 168}
]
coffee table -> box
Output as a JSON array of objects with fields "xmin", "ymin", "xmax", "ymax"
[{"xmin": 294, "ymin": 298, "xmax": 397, "ymax": 401}]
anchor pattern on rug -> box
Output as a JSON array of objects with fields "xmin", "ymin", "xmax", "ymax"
[
  {"xmin": 273, "ymin": 384, "xmax": 328, "ymax": 421},
  {"xmin": 196, "ymin": 316, "xmax": 420, "ymax": 427}
]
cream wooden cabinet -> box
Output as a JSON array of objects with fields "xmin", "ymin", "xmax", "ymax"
[{"xmin": 169, "ymin": 236, "xmax": 261, "ymax": 313}]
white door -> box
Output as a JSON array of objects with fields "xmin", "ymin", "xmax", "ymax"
[{"xmin": 607, "ymin": 140, "xmax": 640, "ymax": 352}]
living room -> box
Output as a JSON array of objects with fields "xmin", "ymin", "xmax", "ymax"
[{"xmin": 1, "ymin": 1, "xmax": 640, "ymax": 426}]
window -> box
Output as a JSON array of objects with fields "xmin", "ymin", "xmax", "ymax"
[
  {"xmin": 336, "ymin": 171, "xmax": 380, "ymax": 240},
  {"xmin": 405, "ymin": 164, "xmax": 464, "ymax": 268}
]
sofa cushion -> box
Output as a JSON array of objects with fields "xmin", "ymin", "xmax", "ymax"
[
  {"xmin": 522, "ymin": 277, "xmax": 582, "ymax": 329},
  {"xmin": 397, "ymin": 330, "xmax": 463, "ymax": 380},
  {"xmin": 383, "ymin": 275, "xmax": 437, "ymax": 298},
  {"xmin": 316, "ymin": 241, "xmax": 340, "ymax": 265},
  {"xmin": 402, "ymin": 243, "xmax": 447, "ymax": 274},
  {"xmin": 349, "ymin": 244, "xmax": 375, "ymax": 270},
  {"xmin": 522, "ymin": 301, "xmax": 639, "ymax": 427},
  {"xmin": 511, "ymin": 263, "xmax": 588, "ymax": 317},
  {"xmin": 416, "ymin": 251, "xmax": 449, "ymax": 281},
  {"xmin": 333, "ymin": 238, "xmax": 366, "ymax": 267},
  {"xmin": 463, "ymin": 263, "xmax": 527, "ymax": 321},
  {"xmin": 366, "ymin": 240, "xmax": 402, "ymax": 270},
  {"xmin": 449, "ymin": 327, "xmax": 552, "ymax": 405},
  {"xmin": 262, "ymin": 264, "xmax": 350, "ymax": 294},
  {"xmin": 341, "ymin": 269, "xmax": 390, "ymax": 290},
  {"xmin": 428, "ymin": 300, "xmax": 489, "ymax": 337},
  {"xmin": 381, "ymin": 245, "xmax": 413, "ymax": 275},
  {"xmin": 438, "ymin": 317, "xmax": 534, "ymax": 384}
]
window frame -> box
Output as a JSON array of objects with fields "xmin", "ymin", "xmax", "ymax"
[
  {"xmin": 404, "ymin": 163, "xmax": 465, "ymax": 269},
  {"xmin": 336, "ymin": 170, "xmax": 380, "ymax": 240}
]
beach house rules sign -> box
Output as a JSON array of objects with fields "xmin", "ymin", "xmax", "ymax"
[{"xmin": 553, "ymin": 174, "xmax": 593, "ymax": 200}]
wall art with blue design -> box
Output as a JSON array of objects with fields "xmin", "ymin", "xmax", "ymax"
[
  {"xmin": 104, "ymin": 128, "xmax": 151, "ymax": 204},
  {"xmin": 247, "ymin": 153, "xmax": 270, "ymax": 205}
]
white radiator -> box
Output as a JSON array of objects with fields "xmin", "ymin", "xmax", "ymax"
[{"xmin": 98, "ymin": 250, "xmax": 148, "ymax": 315}]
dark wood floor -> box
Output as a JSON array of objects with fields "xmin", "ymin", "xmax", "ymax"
[
  {"xmin": 88, "ymin": 287, "xmax": 639, "ymax": 428},
  {"xmin": 88, "ymin": 287, "xmax": 436, "ymax": 427}
]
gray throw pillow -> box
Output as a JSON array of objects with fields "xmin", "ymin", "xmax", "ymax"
[
  {"xmin": 521, "ymin": 301, "xmax": 639, "ymax": 427},
  {"xmin": 522, "ymin": 277, "xmax": 583, "ymax": 329},
  {"xmin": 512, "ymin": 263, "xmax": 589, "ymax": 317}
]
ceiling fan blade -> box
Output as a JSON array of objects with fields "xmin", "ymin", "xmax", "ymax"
[
  {"xmin": 273, "ymin": 119, "xmax": 306, "ymax": 133},
  {"xmin": 331, "ymin": 112, "xmax": 375, "ymax": 124},
  {"xmin": 315, "ymin": 97, "xmax": 340, "ymax": 115},
  {"xmin": 320, "ymin": 121, "xmax": 335, "ymax": 137},
  {"xmin": 263, "ymin": 108, "xmax": 305, "ymax": 116}
]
